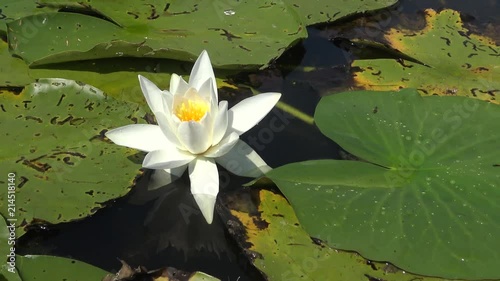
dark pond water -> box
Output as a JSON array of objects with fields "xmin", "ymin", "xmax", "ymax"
[{"xmin": 17, "ymin": 0, "xmax": 498, "ymax": 280}]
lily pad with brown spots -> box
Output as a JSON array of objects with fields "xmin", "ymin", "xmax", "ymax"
[
  {"xmin": 222, "ymin": 189, "xmax": 451, "ymax": 281},
  {"xmin": 0, "ymin": 79, "xmax": 147, "ymax": 236},
  {"xmin": 286, "ymin": 0, "xmax": 398, "ymax": 26},
  {"xmin": 353, "ymin": 9, "xmax": 500, "ymax": 103},
  {"xmin": 8, "ymin": 0, "xmax": 307, "ymax": 69}
]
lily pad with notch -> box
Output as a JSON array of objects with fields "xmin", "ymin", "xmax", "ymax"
[{"xmin": 266, "ymin": 88, "xmax": 500, "ymax": 279}]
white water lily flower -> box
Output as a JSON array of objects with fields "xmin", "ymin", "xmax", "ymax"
[{"xmin": 106, "ymin": 50, "xmax": 281, "ymax": 224}]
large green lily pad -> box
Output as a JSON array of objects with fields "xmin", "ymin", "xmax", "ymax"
[
  {"xmin": 4, "ymin": 0, "xmax": 400, "ymax": 68},
  {"xmin": 267, "ymin": 89, "xmax": 500, "ymax": 279},
  {"xmin": 0, "ymin": 79, "xmax": 146, "ymax": 236},
  {"xmin": 8, "ymin": 0, "xmax": 307, "ymax": 68},
  {"xmin": 353, "ymin": 9, "xmax": 500, "ymax": 103},
  {"xmin": 224, "ymin": 189, "xmax": 455, "ymax": 281}
]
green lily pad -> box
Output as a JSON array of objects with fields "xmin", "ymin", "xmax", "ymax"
[
  {"xmin": 0, "ymin": 36, "xmax": 181, "ymax": 105},
  {"xmin": 0, "ymin": 0, "xmax": 59, "ymax": 33},
  {"xmin": 353, "ymin": 9, "xmax": 500, "ymax": 103},
  {"xmin": 0, "ymin": 40, "xmax": 32, "ymax": 87},
  {"xmin": 15, "ymin": 255, "xmax": 109, "ymax": 281},
  {"xmin": 286, "ymin": 0, "xmax": 398, "ymax": 26},
  {"xmin": 267, "ymin": 89, "xmax": 500, "ymax": 279},
  {"xmin": 8, "ymin": 0, "xmax": 307, "ymax": 68},
  {"xmin": 224, "ymin": 189, "xmax": 455, "ymax": 281},
  {"xmin": 188, "ymin": 272, "xmax": 220, "ymax": 281},
  {"xmin": 0, "ymin": 79, "xmax": 146, "ymax": 236}
]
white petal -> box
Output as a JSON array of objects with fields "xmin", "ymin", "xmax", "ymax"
[
  {"xmin": 189, "ymin": 50, "xmax": 217, "ymax": 99},
  {"xmin": 227, "ymin": 92, "xmax": 281, "ymax": 135},
  {"xmin": 193, "ymin": 194, "xmax": 216, "ymax": 224},
  {"xmin": 148, "ymin": 165, "xmax": 187, "ymax": 190},
  {"xmin": 189, "ymin": 157, "xmax": 219, "ymax": 224},
  {"xmin": 169, "ymin": 73, "xmax": 180, "ymax": 94},
  {"xmin": 138, "ymin": 75, "xmax": 166, "ymax": 113},
  {"xmin": 196, "ymin": 76, "xmax": 215, "ymax": 102},
  {"xmin": 211, "ymin": 101, "xmax": 228, "ymax": 146},
  {"xmin": 215, "ymin": 140, "xmax": 271, "ymax": 177},
  {"xmin": 105, "ymin": 124, "xmax": 169, "ymax": 152},
  {"xmin": 143, "ymin": 149, "xmax": 195, "ymax": 169},
  {"xmin": 170, "ymin": 74, "xmax": 190, "ymax": 97},
  {"xmin": 155, "ymin": 111, "xmax": 184, "ymax": 149},
  {"xmin": 204, "ymin": 132, "xmax": 239, "ymax": 158},
  {"xmin": 176, "ymin": 119, "xmax": 212, "ymax": 154}
]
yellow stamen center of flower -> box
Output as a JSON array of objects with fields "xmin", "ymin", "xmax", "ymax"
[{"xmin": 175, "ymin": 99, "xmax": 209, "ymax": 122}]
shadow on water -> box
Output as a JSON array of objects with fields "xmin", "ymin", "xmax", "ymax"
[{"xmin": 16, "ymin": 0, "xmax": 498, "ymax": 279}]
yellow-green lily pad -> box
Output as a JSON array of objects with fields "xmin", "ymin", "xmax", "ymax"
[
  {"xmin": 223, "ymin": 189, "xmax": 455, "ymax": 281},
  {"xmin": 353, "ymin": 9, "xmax": 500, "ymax": 103}
]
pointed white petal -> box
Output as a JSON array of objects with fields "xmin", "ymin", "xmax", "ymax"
[
  {"xmin": 170, "ymin": 74, "xmax": 190, "ymax": 97},
  {"xmin": 161, "ymin": 87, "xmax": 174, "ymax": 115},
  {"xmin": 227, "ymin": 92, "xmax": 281, "ymax": 135},
  {"xmin": 211, "ymin": 101, "xmax": 228, "ymax": 146},
  {"xmin": 169, "ymin": 73, "xmax": 180, "ymax": 94},
  {"xmin": 189, "ymin": 157, "xmax": 219, "ymax": 195},
  {"xmin": 215, "ymin": 140, "xmax": 272, "ymax": 177},
  {"xmin": 196, "ymin": 76, "xmax": 215, "ymax": 102},
  {"xmin": 176, "ymin": 119, "xmax": 211, "ymax": 154},
  {"xmin": 193, "ymin": 194, "xmax": 216, "ymax": 224},
  {"xmin": 138, "ymin": 75, "xmax": 166, "ymax": 113},
  {"xmin": 155, "ymin": 111, "xmax": 184, "ymax": 149},
  {"xmin": 148, "ymin": 165, "xmax": 187, "ymax": 190},
  {"xmin": 105, "ymin": 124, "xmax": 169, "ymax": 152},
  {"xmin": 189, "ymin": 157, "xmax": 219, "ymax": 224},
  {"xmin": 143, "ymin": 149, "xmax": 195, "ymax": 169},
  {"xmin": 204, "ymin": 132, "xmax": 239, "ymax": 158},
  {"xmin": 189, "ymin": 50, "xmax": 217, "ymax": 98}
]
